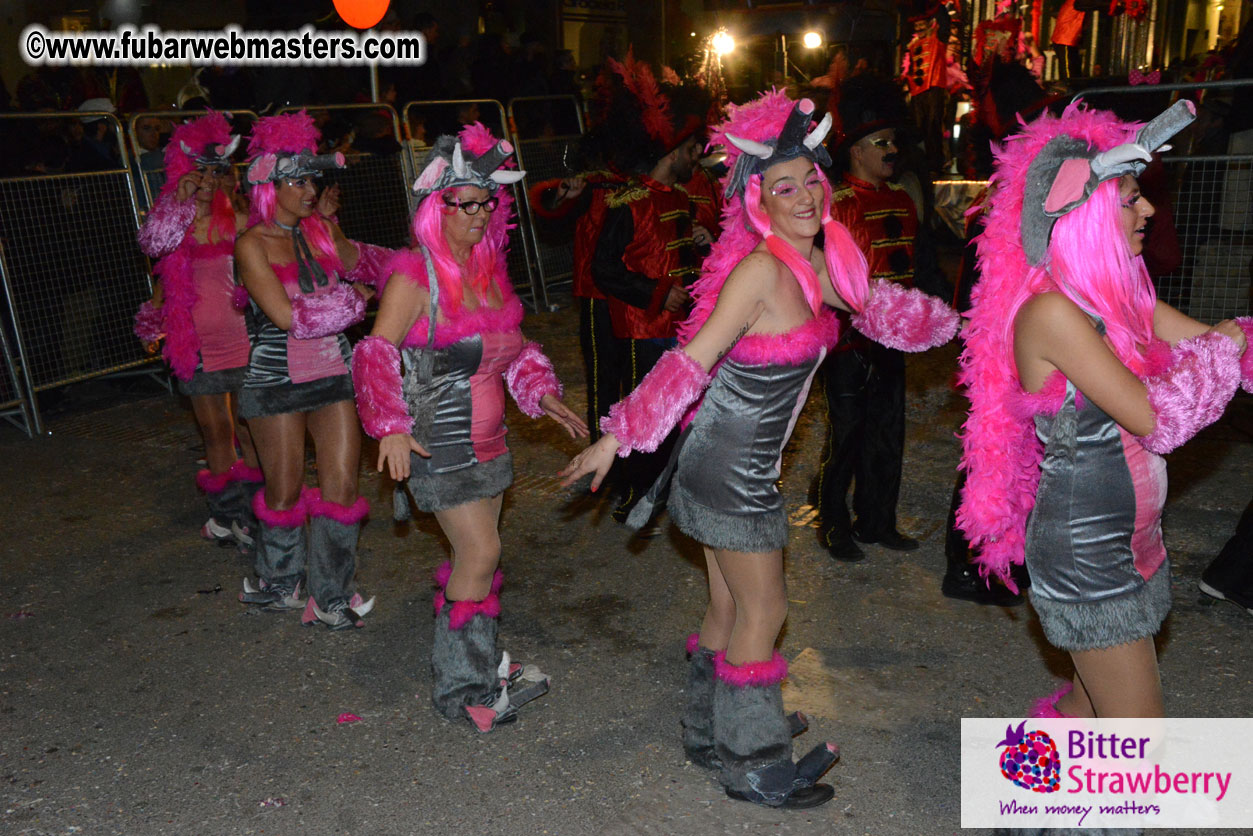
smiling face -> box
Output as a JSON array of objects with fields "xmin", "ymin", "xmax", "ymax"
[
  {"xmin": 1118, "ymin": 174, "xmax": 1154, "ymax": 256},
  {"xmin": 759, "ymin": 156, "xmax": 824, "ymax": 241},
  {"xmin": 275, "ymin": 176, "xmax": 317, "ymax": 222},
  {"xmin": 441, "ymin": 184, "xmax": 493, "ymax": 252}
]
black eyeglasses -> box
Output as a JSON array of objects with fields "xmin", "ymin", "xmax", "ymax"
[{"xmin": 443, "ymin": 196, "xmax": 499, "ymax": 215}]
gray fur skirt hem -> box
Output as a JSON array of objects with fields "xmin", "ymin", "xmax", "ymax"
[
  {"xmin": 668, "ymin": 483, "xmax": 788, "ymax": 553},
  {"xmin": 178, "ymin": 365, "xmax": 246, "ymax": 396},
  {"xmin": 1030, "ymin": 562, "xmax": 1171, "ymax": 652},
  {"xmin": 238, "ymin": 374, "xmax": 355, "ymax": 419},
  {"xmin": 407, "ymin": 452, "xmax": 513, "ymax": 513}
]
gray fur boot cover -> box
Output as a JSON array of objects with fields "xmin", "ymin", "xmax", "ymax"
[
  {"xmin": 305, "ymin": 492, "xmax": 368, "ymax": 612},
  {"xmin": 206, "ymin": 481, "xmax": 246, "ymax": 527},
  {"xmin": 253, "ymin": 496, "xmax": 307, "ymax": 593},
  {"xmin": 713, "ymin": 656, "xmax": 794, "ymax": 802},
  {"xmin": 682, "ymin": 636, "xmax": 719, "ymax": 769},
  {"xmin": 431, "ymin": 604, "xmax": 501, "ymax": 721}
]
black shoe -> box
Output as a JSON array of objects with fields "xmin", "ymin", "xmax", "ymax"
[
  {"xmin": 942, "ymin": 564, "xmax": 1024, "ymax": 606},
  {"xmin": 726, "ymin": 782, "xmax": 835, "ymax": 809},
  {"xmin": 634, "ymin": 519, "xmax": 664, "ymax": 539},
  {"xmin": 853, "ymin": 529, "xmax": 919, "ymax": 551},
  {"xmin": 822, "ymin": 532, "xmax": 866, "ymax": 563},
  {"xmin": 1198, "ymin": 577, "xmax": 1253, "ymax": 614}
]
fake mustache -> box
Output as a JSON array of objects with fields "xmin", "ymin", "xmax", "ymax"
[{"xmin": 882, "ymin": 153, "xmax": 899, "ymax": 165}]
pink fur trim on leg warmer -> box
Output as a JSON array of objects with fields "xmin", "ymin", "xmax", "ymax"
[
  {"xmin": 1236, "ymin": 317, "xmax": 1253, "ymax": 394},
  {"xmin": 600, "ymin": 348, "xmax": 711, "ymax": 455},
  {"xmin": 133, "ymin": 300, "xmax": 163, "ymax": 343},
  {"xmin": 253, "ymin": 490, "xmax": 307, "ymax": 528},
  {"xmin": 230, "ymin": 460, "xmax": 265, "ymax": 483},
  {"xmin": 713, "ymin": 651, "xmax": 788, "ymax": 687},
  {"xmin": 196, "ymin": 468, "xmax": 233, "ymax": 494},
  {"xmin": 351, "ymin": 335, "xmax": 415, "ymax": 439},
  {"xmin": 505, "ymin": 341, "xmax": 562, "ymax": 418},
  {"xmin": 1030, "ymin": 682, "xmax": 1074, "ymax": 718},
  {"xmin": 344, "ymin": 241, "xmax": 395, "ymax": 290},
  {"xmin": 1137, "ymin": 331, "xmax": 1241, "ymax": 454},
  {"xmin": 686, "ymin": 633, "xmax": 701, "ymax": 655},
  {"xmin": 851, "ymin": 279, "xmax": 960, "ymax": 352},
  {"xmin": 137, "ymin": 193, "xmax": 196, "ymax": 259},
  {"xmin": 289, "ymin": 283, "xmax": 366, "ymax": 339},
  {"xmin": 303, "ymin": 488, "xmax": 369, "ymax": 524},
  {"xmin": 431, "ymin": 560, "xmax": 504, "ymax": 627}
]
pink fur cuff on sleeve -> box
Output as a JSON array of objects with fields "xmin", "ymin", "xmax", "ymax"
[
  {"xmin": 133, "ymin": 300, "xmax": 163, "ymax": 343},
  {"xmin": 505, "ymin": 341, "xmax": 561, "ymax": 418},
  {"xmin": 351, "ymin": 335, "xmax": 415, "ymax": 439},
  {"xmin": 851, "ymin": 279, "xmax": 959, "ymax": 352},
  {"xmin": 137, "ymin": 194, "xmax": 196, "ymax": 259},
  {"xmin": 344, "ymin": 242, "xmax": 395, "ymax": 290},
  {"xmin": 289, "ymin": 283, "xmax": 365, "ymax": 339},
  {"xmin": 1237, "ymin": 317, "xmax": 1253, "ymax": 394},
  {"xmin": 601, "ymin": 348, "xmax": 711, "ymax": 456},
  {"xmin": 1137, "ymin": 331, "xmax": 1241, "ymax": 454}
]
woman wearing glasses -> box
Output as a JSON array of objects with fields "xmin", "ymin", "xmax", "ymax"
[
  {"xmin": 134, "ymin": 111, "xmax": 263, "ymax": 551},
  {"xmin": 233, "ymin": 111, "xmax": 391, "ymax": 630},
  {"xmin": 352, "ymin": 124, "xmax": 586, "ymax": 731}
]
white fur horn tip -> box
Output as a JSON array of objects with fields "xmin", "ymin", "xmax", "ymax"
[
  {"xmin": 804, "ymin": 112, "xmax": 833, "ymax": 149},
  {"xmin": 180, "ymin": 140, "xmax": 195, "ymax": 155},
  {"xmin": 490, "ymin": 170, "xmax": 526, "ymax": 184},
  {"xmin": 452, "ymin": 142, "xmax": 469, "ymax": 177},
  {"xmin": 726, "ymin": 133, "xmax": 774, "ymax": 159},
  {"xmin": 223, "ymin": 134, "xmax": 241, "ymax": 156}
]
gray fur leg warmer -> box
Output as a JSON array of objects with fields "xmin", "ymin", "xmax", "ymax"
[
  {"xmin": 431, "ymin": 605, "xmax": 501, "ymax": 721},
  {"xmin": 682, "ymin": 635, "xmax": 719, "ymax": 769},
  {"xmin": 713, "ymin": 655, "xmax": 794, "ymax": 801},
  {"xmin": 305, "ymin": 492, "xmax": 368, "ymax": 612}
]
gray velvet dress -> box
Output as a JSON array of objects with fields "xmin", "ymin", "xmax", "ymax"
[{"xmin": 630, "ymin": 311, "xmax": 839, "ymax": 552}]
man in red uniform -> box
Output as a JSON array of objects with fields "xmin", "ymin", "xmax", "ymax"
[
  {"xmin": 590, "ymin": 56, "xmax": 711, "ymax": 531},
  {"xmin": 815, "ymin": 74, "xmax": 950, "ymax": 562},
  {"xmin": 903, "ymin": 6, "xmax": 952, "ymax": 174},
  {"xmin": 1051, "ymin": 0, "xmax": 1087, "ymax": 80}
]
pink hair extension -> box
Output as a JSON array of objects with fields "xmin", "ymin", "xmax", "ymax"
[
  {"xmin": 230, "ymin": 460, "xmax": 264, "ymax": 483},
  {"xmin": 726, "ymin": 307, "xmax": 841, "ymax": 366},
  {"xmin": 196, "ymin": 468, "xmax": 233, "ymax": 494},
  {"xmin": 152, "ymin": 241, "xmax": 200, "ymax": 381},
  {"xmin": 133, "ymin": 300, "xmax": 163, "ymax": 343},
  {"xmin": 351, "ymin": 335, "xmax": 415, "ymax": 439},
  {"xmin": 303, "ymin": 488, "xmax": 370, "ymax": 524},
  {"xmin": 207, "ymin": 189, "xmax": 236, "ymax": 244},
  {"xmin": 1137, "ymin": 331, "xmax": 1241, "ymax": 454},
  {"xmin": 253, "ymin": 489, "xmax": 307, "ymax": 528},
  {"xmin": 344, "ymin": 241, "xmax": 395, "ymax": 289},
  {"xmin": 504, "ymin": 341, "xmax": 562, "ymax": 418},
  {"xmin": 713, "ymin": 650, "xmax": 788, "ymax": 687},
  {"xmin": 1236, "ymin": 317, "xmax": 1253, "ymax": 393},
  {"xmin": 743, "ymin": 176, "xmax": 823, "ymax": 316},
  {"xmin": 288, "ymin": 283, "xmax": 365, "ymax": 339},
  {"xmin": 601, "ymin": 347, "xmax": 712, "ymax": 455},
  {"xmin": 163, "ymin": 110, "xmax": 233, "ymax": 196},
  {"xmin": 850, "ymin": 279, "xmax": 960, "ymax": 352},
  {"xmin": 137, "ymin": 193, "xmax": 196, "ymax": 259},
  {"xmin": 819, "ymin": 173, "xmax": 871, "ymax": 312},
  {"xmin": 247, "ymin": 180, "xmax": 276, "ymax": 227},
  {"xmin": 686, "ymin": 633, "xmax": 702, "ymax": 655}
]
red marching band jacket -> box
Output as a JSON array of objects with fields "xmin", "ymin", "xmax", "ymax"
[{"xmin": 526, "ymin": 170, "xmax": 624, "ymax": 302}]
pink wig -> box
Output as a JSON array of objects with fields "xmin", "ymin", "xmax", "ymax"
[
  {"xmin": 957, "ymin": 101, "xmax": 1157, "ymax": 585},
  {"xmin": 679, "ymin": 89, "xmax": 868, "ymax": 344},
  {"xmin": 163, "ymin": 111, "xmax": 233, "ymax": 197},
  {"xmin": 246, "ymin": 110, "xmax": 337, "ymax": 264},
  {"xmin": 409, "ymin": 122, "xmax": 516, "ymax": 316}
]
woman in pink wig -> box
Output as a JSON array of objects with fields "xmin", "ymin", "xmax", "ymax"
[
  {"xmin": 352, "ymin": 123, "xmax": 586, "ymax": 731},
  {"xmin": 562, "ymin": 91, "xmax": 958, "ymax": 808},
  {"xmin": 133, "ymin": 111, "xmax": 264, "ymax": 551},
  {"xmin": 234, "ymin": 111, "xmax": 392, "ymax": 630},
  {"xmin": 957, "ymin": 99, "xmax": 1253, "ymax": 719}
]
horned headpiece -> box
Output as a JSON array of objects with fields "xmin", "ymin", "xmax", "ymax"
[
  {"xmin": 411, "ymin": 132, "xmax": 526, "ymax": 203},
  {"xmin": 244, "ymin": 110, "xmax": 345, "ymax": 186},
  {"xmin": 722, "ymin": 97, "xmax": 832, "ymax": 200}
]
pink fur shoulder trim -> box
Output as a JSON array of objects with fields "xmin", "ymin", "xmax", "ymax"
[
  {"xmin": 401, "ymin": 296, "xmax": 525, "ymax": 349},
  {"xmin": 713, "ymin": 651, "xmax": 788, "ymax": 687},
  {"xmin": 726, "ymin": 309, "xmax": 842, "ymax": 366}
]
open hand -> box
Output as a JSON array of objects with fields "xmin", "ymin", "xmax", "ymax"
[
  {"xmin": 540, "ymin": 393, "xmax": 589, "ymax": 438},
  {"xmin": 377, "ymin": 432, "xmax": 430, "ymax": 482},
  {"xmin": 317, "ymin": 183, "xmax": 342, "ymax": 219},
  {"xmin": 1210, "ymin": 320, "xmax": 1248, "ymax": 353},
  {"xmin": 559, "ymin": 434, "xmax": 620, "ymax": 491}
]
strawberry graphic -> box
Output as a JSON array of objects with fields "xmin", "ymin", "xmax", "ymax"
[{"xmin": 996, "ymin": 721, "xmax": 1061, "ymax": 793}]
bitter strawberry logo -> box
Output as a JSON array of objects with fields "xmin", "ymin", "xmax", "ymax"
[{"xmin": 996, "ymin": 721, "xmax": 1061, "ymax": 793}]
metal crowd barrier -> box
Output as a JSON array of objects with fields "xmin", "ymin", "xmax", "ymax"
[
  {"xmin": 279, "ymin": 103, "xmax": 411, "ymax": 250},
  {"xmin": 506, "ymin": 95, "xmax": 586, "ymax": 312},
  {"xmin": 1073, "ymin": 80, "xmax": 1253, "ymax": 322},
  {"xmin": 401, "ymin": 98, "xmax": 542, "ymax": 311},
  {"xmin": 0, "ymin": 111, "xmax": 157, "ymax": 436}
]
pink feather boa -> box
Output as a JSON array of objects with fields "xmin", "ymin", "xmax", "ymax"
[
  {"xmin": 601, "ymin": 347, "xmax": 712, "ymax": 455},
  {"xmin": 851, "ymin": 279, "xmax": 959, "ymax": 352},
  {"xmin": 344, "ymin": 241, "xmax": 395, "ymax": 290},
  {"xmin": 1136, "ymin": 331, "xmax": 1241, "ymax": 454},
  {"xmin": 252, "ymin": 490, "xmax": 307, "ymax": 528},
  {"xmin": 713, "ymin": 650, "xmax": 788, "ymax": 687},
  {"xmin": 303, "ymin": 487, "xmax": 370, "ymax": 524},
  {"xmin": 1237, "ymin": 317, "xmax": 1253, "ymax": 394},
  {"xmin": 385, "ymin": 248, "xmax": 525, "ymax": 349},
  {"xmin": 137, "ymin": 193, "xmax": 196, "ymax": 259},
  {"xmin": 505, "ymin": 341, "xmax": 561, "ymax": 418},
  {"xmin": 289, "ymin": 283, "xmax": 366, "ymax": 339},
  {"xmin": 432, "ymin": 560, "xmax": 504, "ymax": 629},
  {"xmin": 152, "ymin": 239, "xmax": 200, "ymax": 381},
  {"xmin": 351, "ymin": 335, "xmax": 414, "ymax": 440}
]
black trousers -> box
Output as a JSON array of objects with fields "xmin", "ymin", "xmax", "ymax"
[
  {"xmin": 1055, "ymin": 45, "xmax": 1082, "ymax": 79},
  {"xmin": 615, "ymin": 337, "xmax": 679, "ymax": 517},
  {"xmin": 910, "ymin": 86, "xmax": 948, "ymax": 174},
  {"xmin": 578, "ymin": 297, "xmax": 624, "ymax": 442},
  {"xmin": 815, "ymin": 342, "xmax": 905, "ymax": 543}
]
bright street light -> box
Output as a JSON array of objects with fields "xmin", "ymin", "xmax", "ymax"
[
  {"xmin": 712, "ymin": 30, "xmax": 735, "ymax": 56},
  {"xmin": 802, "ymin": 31, "xmax": 823, "ymax": 49}
]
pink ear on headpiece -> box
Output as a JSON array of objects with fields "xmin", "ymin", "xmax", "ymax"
[
  {"xmin": 413, "ymin": 157, "xmax": 448, "ymax": 192},
  {"xmin": 333, "ymin": 151, "xmax": 346, "ymax": 166},
  {"xmin": 248, "ymin": 153, "xmax": 277, "ymax": 184},
  {"xmin": 1043, "ymin": 157, "xmax": 1092, "ymax": 214}
]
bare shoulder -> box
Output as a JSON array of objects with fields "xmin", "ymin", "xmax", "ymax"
[
  {"xmin": 724, "ymin": 249, "xmax": 781, "ymax": 295},
  {"xmin": 1015, "ymin": 291, "xmax": 1092, "ymax": 333}
]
